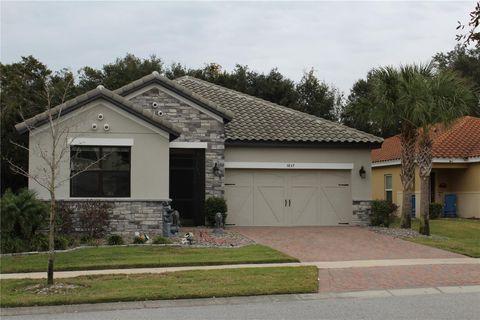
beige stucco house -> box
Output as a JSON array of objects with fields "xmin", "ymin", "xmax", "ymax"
[
  {"xmin": 372, "ymin": 116, "xmax": 480, "ymax": 219},
  {"xmin": 16, "ymin": 72, "xmax": 382, "ymax": 235}
]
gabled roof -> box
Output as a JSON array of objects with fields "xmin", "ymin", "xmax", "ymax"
[
  {"xmin": 114, "ymin": 72, "xmax": 234, "ymax": 122},
  {"xmin": 15, "ymin": 85, "xmax": 181, "ymax": 140},
  {"xmin": 372, "ymin": 116, "xmax": 480, "ymax": 163},
  {"xmin": 175, "ymin": 76, "xmax": 383, "ymax": 146}
]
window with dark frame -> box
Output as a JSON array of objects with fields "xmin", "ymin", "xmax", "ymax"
[
  {"xmin": 70, "ymin": 146, "xmax": 131, "ymax": 197},
  {"xmin": 385, "ymin": 174, "xmax": 393, "ymax": 203}
]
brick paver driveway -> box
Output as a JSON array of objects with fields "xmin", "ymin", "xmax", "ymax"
[{"xmin": 233, "ymin": 226, "xmax": 464, "ymax": 261}]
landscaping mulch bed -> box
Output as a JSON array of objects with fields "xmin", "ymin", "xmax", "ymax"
[
  {"xmin": 367, "ymin": 226, "xmax": 447, "ymax": 240},
  {"xmin": 170, "ymin": 227, "xmax": 255, "ymax": 247}
]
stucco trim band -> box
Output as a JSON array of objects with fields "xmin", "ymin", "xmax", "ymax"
[
  {"xmin": 225, "ymin": 162, "xmax": 354, "ymax": 170},
  {"xmin": 68, "ymin": 137, "xmax": 134, "ymax": 146}
]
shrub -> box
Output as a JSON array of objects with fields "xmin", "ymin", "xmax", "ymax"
[
  {"xmin": 107, "ymin": 234, "xmax": 125, "ymax": 246},
  {"xmin": 429, "ymin": 203, "xmax": 443, "ymax": 219},
  {"xmin": 78, "ymin": 201, "xmax": 112, "ymax": 239},
  {"xmin": 152, "ymin": 235, "xmax": 172, "ymax": 244},
  {"xmin": 370, "ymin": 200, "xmax": 398, "ymax": 227},
  {"xmin": 54, "ymin": 235, "xmax": 70, "ymax": 250},
  {"xmin": 29, "ymin": 234, "xmax": 49, "ymax": 252},
  {"xmin": 0, "ymin": 189, "xmax": 48, "ymax": 253},
  {"xmin": 133, "ymin": 236, "xmax": 147, "ymax": 244},
  {"xmin": 204, "ymin": 197, "xmax": 228, "ymax": 226},
  {"xmin": 55, "ymin": 202, "xmax": 75, "ymax": 236},
  {"xmin": 1, "ymin": 189, "xmax": 48, "ymax": 240}
]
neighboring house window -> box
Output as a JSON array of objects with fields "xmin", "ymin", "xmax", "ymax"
[
  {"xmin": 70, "ymin": 146, "xmax": 131, "ymax": 197},
  {"xmin": 384, "ymin": 175, "xmax": 393, "ymax": 202}
]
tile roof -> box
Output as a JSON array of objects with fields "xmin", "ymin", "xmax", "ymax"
[
  {"xmin": 175, "ymin": 76, "xmax": 383, "ymax": 145},
  {"xmin": 114, "ymin": 72, "xmax": 234, "ymax": 121},
  {"xmin": 15, "ymin": 85, "xmax": 182, "ymax": 140},
  {"xmin": 371, "ymin": 116, "xmax": 480, "ymax": 162}
]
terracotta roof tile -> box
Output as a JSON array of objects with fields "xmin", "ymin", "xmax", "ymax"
[{"xmin": 372, "ymin": 116, "xmax": 480, "ymax": 162}]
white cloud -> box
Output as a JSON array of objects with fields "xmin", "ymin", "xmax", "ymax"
[{"xmin": 0, "ymin": 1, "xmax": 475, "ymax": 93}]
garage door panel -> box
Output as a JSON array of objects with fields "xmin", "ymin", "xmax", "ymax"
[
  {"xmin": 253, "ymin": 171, "xmax": 286, "ymax": 226},
  {"xmin": 290, "ymin": 186, "xmax": 318, "ymax": 225},
  {"xmin": 225, "ymin": 171, "xmax": 254, "ymax": 226},
  {"xmin": 321, "ymin": 186, "xmax": 351, "ymax": 225}
]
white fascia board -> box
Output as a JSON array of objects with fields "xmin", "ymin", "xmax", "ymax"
[
  {"xmin": 372, "ymin": 156, "xmax": 480, "ymax": 167},
  {"xmin": 432, "ymin": 157, "xmax": 480, "ymax": 163},
  {"xmin": 69, "ymin": 137, "xmax": 134, "ymax": 146},
  {"xmin": 170, "ymin": 142, "xmax": 208, "ymax": 149},
  {"xmin": 225, "ymin": 162, "xmax": 354, "ymax": 170},
  {"xmin": 372, "ymin": 160, "xmax": 401, "ymax": 168}
]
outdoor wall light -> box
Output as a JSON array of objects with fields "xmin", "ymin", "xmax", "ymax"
[
  {"xmin": 359, "ymin": 166, "xmax": 366, "ymax": 179},
  {"xmin": 213, "ymin": 162, "xmax": 221, "ymax": 177}
]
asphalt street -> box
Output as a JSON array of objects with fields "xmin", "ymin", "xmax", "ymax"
[{"xmin": 3, "ymin": 292, "xmax": 480, "ymax": 320}]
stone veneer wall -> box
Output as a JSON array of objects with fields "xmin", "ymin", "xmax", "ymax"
[
  {"xmin": 56, "ymin": 200, "xmax": 166, "ymax": 236},
  {"xmin": 129, "ymin": 87, "xmax": 226, "ymax": 198},
  {"xmin": 352, "ymin": 200, "xmax": 372, "ymax": 226}
]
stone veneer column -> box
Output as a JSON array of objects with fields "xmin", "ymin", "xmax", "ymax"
[{"xmin": 352, "ymin": 200, "xmax": 372, "ymax": 226}]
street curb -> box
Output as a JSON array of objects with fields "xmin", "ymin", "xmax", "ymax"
[{"xmin": 2, "ymin": 285, "xmax": 480, "ymax": 317}]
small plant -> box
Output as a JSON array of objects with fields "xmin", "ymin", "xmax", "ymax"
[
  {"xmin": 152, "ymin": 235, "xmax": 172, "ymax": 244},
  {"xmin": 107, "ymin": 234, "xmax": 125, "ymax": 246},
  {"xmin": 78, "ymin": 201, "xmax": 112, "ymax": 239},
  {"xmin": 29, "ymin": 234, "xmax": 49, "ymax": 252},
  {"xmin": 204, "ymin": 197, "xmax": 228, "ymax": 226},
  {"xmin": 370, "ymin": 200, "xmax": 398, "ymax": 227},
  {"xmin": 54, "ymin": 235, "xmax": 70, "ymax": 250},
  {"xmin": 133, "ymin": 236, "xmax": 147, "ymax": 244},
  {"xmin": 429, "ymin": 203, "xmax": 443, "ymax": 219}
]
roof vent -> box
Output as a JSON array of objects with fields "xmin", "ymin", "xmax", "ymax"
[
  {"xmin": 152, "ymin": 102, "xmax": 159, "ymax": 108},
  {"xmin": 155, "ymin": 110, "xmax": 164, "ymax": 117},
  {"xmin": 104, "ymin": 123, "xmax": 110, "ymax": 131}
]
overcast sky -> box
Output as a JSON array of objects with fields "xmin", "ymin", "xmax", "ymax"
[{"xmin": 1, "ymin": 1, "xmax": 476, "ymax": 93}]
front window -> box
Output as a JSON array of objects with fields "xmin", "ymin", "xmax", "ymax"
[
  {"xmin": 70, "ymin": 146, "xmax": 131, "ymax": 197},
  {"xmin": 384, "ymin": 174, "xmax": 393, "ymax": 203}
]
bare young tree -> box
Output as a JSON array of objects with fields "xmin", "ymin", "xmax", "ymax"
[{"xmin": 7, "ymin": 75, "xmax": 102, "ymax": 285}]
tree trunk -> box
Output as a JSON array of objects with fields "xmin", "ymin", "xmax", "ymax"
[
  {"xmin": 399, "ymin": 126, "xmax": 417, "ymax": 229},
  {"xmin": 47, "ymin": 191, "xmax": 56, "ymax": 285},
  {"xmin": 417, "ymin": 133, "xmax": 432, "ymax": 236}
]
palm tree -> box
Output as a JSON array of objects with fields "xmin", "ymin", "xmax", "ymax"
[
  {"xmin": 410, "ymin": 69, "xmax": 476, "ymax": 235},
  {"xmin": 372, "ymin": 64, "xmax": 476, "ymax": 234},
  {"xmin": 370, "ymin": 66, "xmax": 422, "ymax": 229}
]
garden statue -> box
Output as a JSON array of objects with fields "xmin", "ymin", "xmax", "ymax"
[
  {"xmin": 213, "ymin": 212, "xmax": 224, "ymax": 235},
  {"xmin": 163, "ymin": 205, "xmax": 174, "ymax": 237}
]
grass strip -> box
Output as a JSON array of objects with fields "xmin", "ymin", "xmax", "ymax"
[
  {"xmin": 0, "ymin": 245, "xmax": 298, "ymax": 274},
  {"xmin": 0, "ymin": 266, "xmax": 318, "ymax": 308},
  {"xmin": 393, "ymin": 218, "xmax": 480, "ymax": 257}
]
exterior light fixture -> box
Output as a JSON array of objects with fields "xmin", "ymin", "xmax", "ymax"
[{"xmin": 359, "ymin": 166, "xmax": 366, "ymax": 179}]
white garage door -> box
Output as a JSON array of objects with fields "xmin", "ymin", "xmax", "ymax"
[{"xmin": 225, "ymin": 169, "xmax": 352, "ymax": 226}]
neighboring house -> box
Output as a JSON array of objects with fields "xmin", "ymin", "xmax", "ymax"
[
  {"xmin": 16, "ymin": 72, "xmax": 382, "ymax": 235},
  {"xmin": 371, "ymin": 116, "xmax": 480, "ymax": 219}
]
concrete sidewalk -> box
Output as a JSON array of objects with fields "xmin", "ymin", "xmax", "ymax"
[{"xmin": 1, "ymin": 257, "xmax": 478, "ymax": 279}]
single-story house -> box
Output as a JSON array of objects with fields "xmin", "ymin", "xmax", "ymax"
[
  {"xmin": 16, "ymin": 72, "xmax": 382, "ymax": 234},
  {"xmin": 371, "ymin": 116, "xmax": 480, "ymax": 219}
]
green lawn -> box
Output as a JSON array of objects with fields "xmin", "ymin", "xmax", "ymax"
[
  {"xmin": 0, "ymin": 245, "xmax": 297, "ymax": 274},
  {"xmin": 0, "ymin": 266, "xmax": 318, "ymax": 308},
  {"xmin": 394, "ymin": 218, "xmax": 480, "ymax": 257}
]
